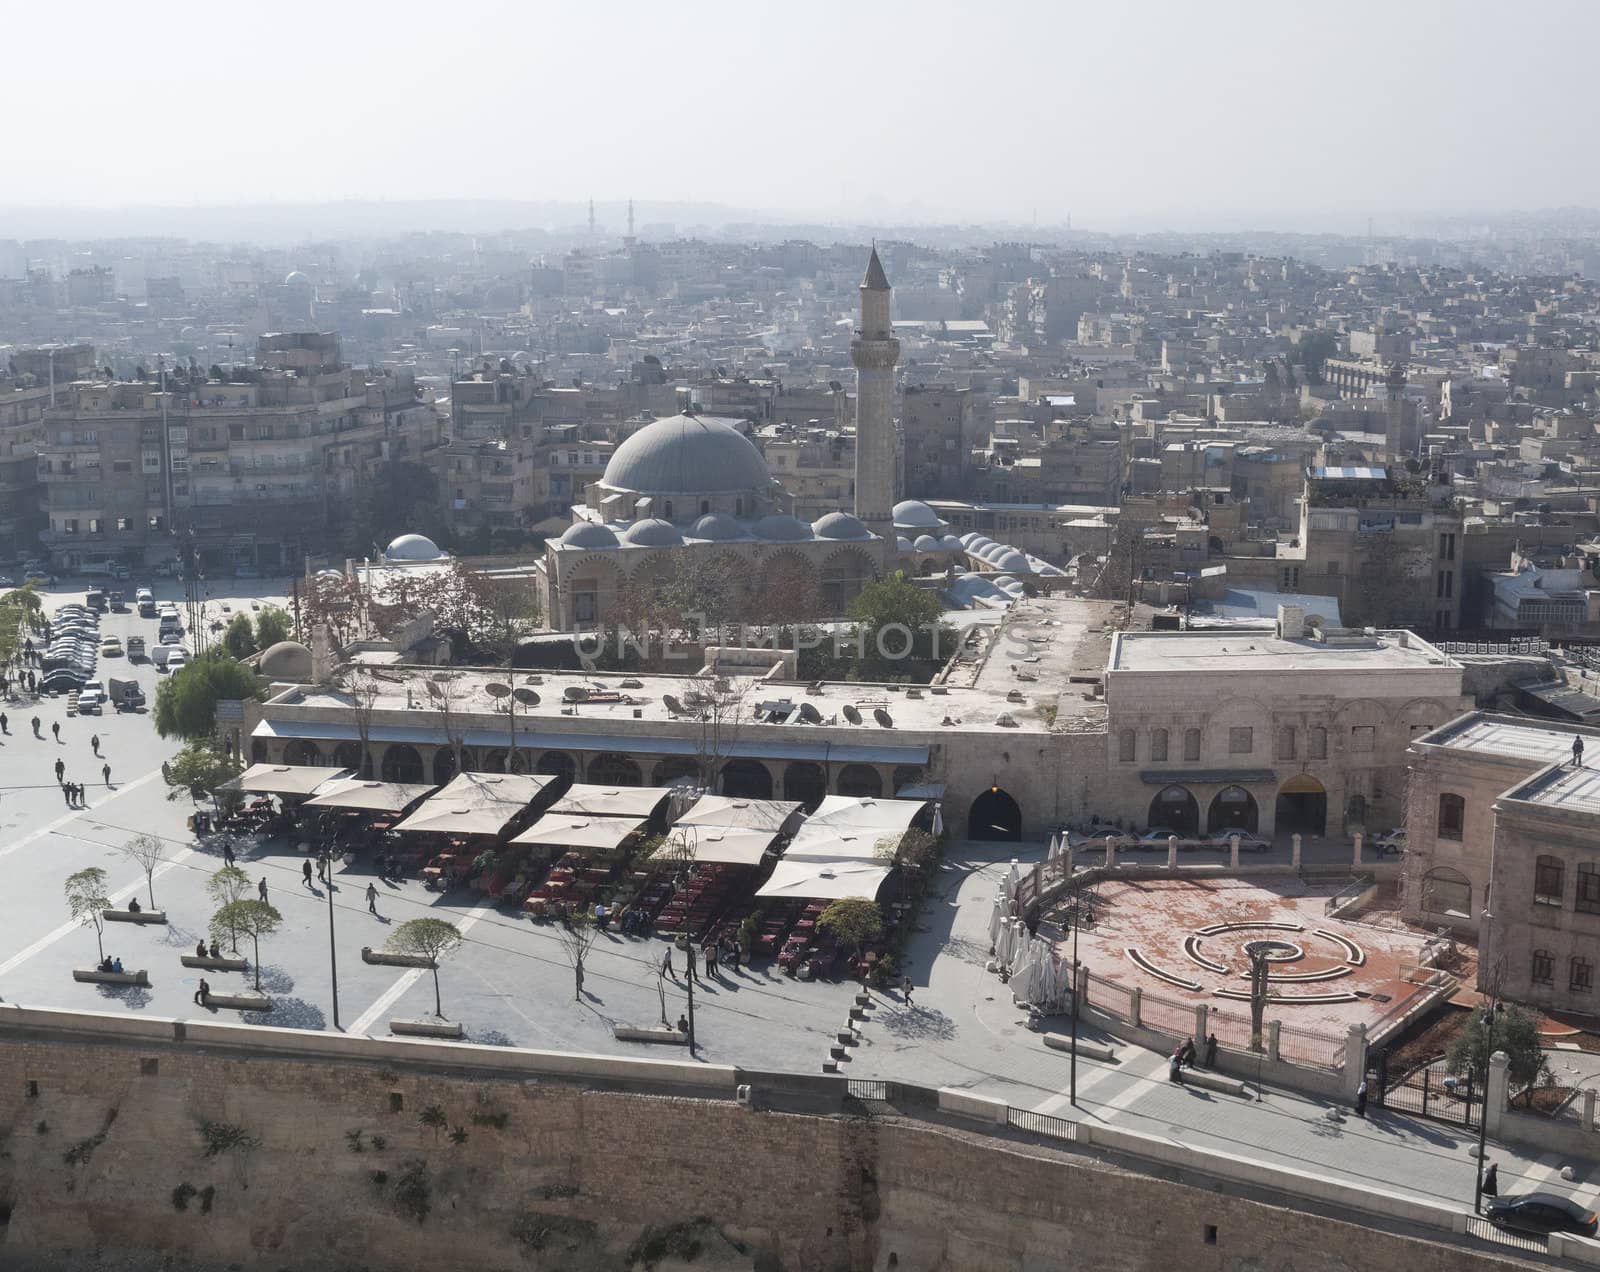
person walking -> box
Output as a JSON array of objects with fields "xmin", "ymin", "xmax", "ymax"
[
  {"xmin": 60, "ymin": 781, "xmax": 72, "ymax": 808},
  {"xmin": 193, "ymin": 978, "xmax": 210, "ymax": 1006},
  {"xmin": 51, "ymin": 721, "xmax": 59, "ymax": 742},
  {"xmin": 1575, "ymin": 736, "xmax": 1586, "ymax": 768},
  {"xmin": 703, "ymin": 941, "xmax": 718, "ymax": 978},
  {"xmin": 90, "ymin": 734, "xmax": 100, "ymax": 756},
  {"xmin": 902, "ymin": 974, "xmax": 915, "ymax": 1006},
  {"xmin": 221, "ymin": 839, "xmax": 235, "ymax": 867},
  {"xmin": 302, "ymin": 859, "xmax": 314, "ymax": 887},
  {"xmin": 257, "ymin": 876, "xmax": 268, "ymax": 902},
  {"xmin": 54, "ymin": 757, "xmax": 64, "ymax": 783},
  {"xmin": 101, "ymin": 762, "xmax": 111, "ymax": 788},
  {"xmin": 1354, "ymin": 1078, "xmax": 1369, "ymax": 1118},
  {"xmin": 684, "ymin": 942, "xmax": 698, "ymax": 984},
  {"xmin": 31, "ymin": 716, "xmax": 40, "ymax": 737},
  {"xmin": 315, "ymin": 852, "xmax": 328, "ymax": 883},
  {"xmin": 1483, "ymin": 1161, "xmax": 1499, "ymax": 1198},
  {"xmin": 366, "ymin": 882, "xmax": 379, "ymax": 915},
  {"xmin": 0, "ymin": 711, "xmax": 8, "ymax": 734},
  {"xmin": 661, "ymin": 946, "xmax": 674, "ymax": 978}
]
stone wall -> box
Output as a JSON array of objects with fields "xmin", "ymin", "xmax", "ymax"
[{"xmin": 0, "ymin": 1022, "xmax": 1534, "ymax": 1272}]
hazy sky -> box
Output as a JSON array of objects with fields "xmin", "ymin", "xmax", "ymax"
[{"xmin": 7, "ymin": 0, "xmax": 1599, "ymax": 230}]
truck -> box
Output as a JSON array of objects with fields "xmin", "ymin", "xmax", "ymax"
[
  {"xmin": 136, "ymin": 588, "xmax": 157, "ymax": 618},
  {"xmin": 152, "ymin": 644, "xmax": 177, "ymax": 669},
  {"xmin": 126, "ymin": 636, "xmax": 146, "ymax": 660},
  {"xmin": 108, "ymin": 678, "xmax": 146, "ymax": 711},
  {"xmin": 86, "ymin": 589, "xmax": 106, "ymax": 612}
]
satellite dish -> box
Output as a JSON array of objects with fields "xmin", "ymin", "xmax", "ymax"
[
  {"xmin": 799, "ymin": 702, "xmax": 822, "ymax": 724},
  {"xmin": 873, "ymin": 708, "xmax": 894, "ymax": 728},
  {"xmin": 513, "ymin": 687, "xmax": 539, "ymax": 707},
  {"xmin": 563, "ymin": 686, "xmax": 590, "ymax": 702},
  {"xmin": 842, "ymin": 704, "xmax": 862, "ymax": 725},
  {"xmin": 485, "ymin": 683, "xmax": 510, "ymax": 699},
  {"xmin": 663, "ymin": 693, "xmax": 685, "ymax": 716}
]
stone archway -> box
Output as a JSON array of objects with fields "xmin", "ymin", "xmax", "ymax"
[
  {"xmin": 968, "ymin": 786, "xmax": 1022, "ymax": 841},
  {"xmin": 652, "ymin": 756, "xmax": 700, "ymax": 787},
  {"xmin": 784, "ymin": 761, "xmax": 827, "ymax": 810},
  {"xmin": 537, "ymin": 751, "xmax": 577, "ymax": 782},
  {"xmin": 1275, "ymin": 773, "xmax": 1327, "ymax": 836},
  {"xmin": 382, "ymin": 744, "xmax": 424, "ymax": 784},
  {"xmin": 1207, "ymin": 785, "xmax": 1259, "ymax": 833},
  {"xmin": 432, "ymin": 747, "xmax": 461, "ymax": 786},
  {"xmin": 1148, "ymin": 785, "xmax": 1199, "ymax": 835},
  {"xmin": 332, "ymin": 741, "xmax": 364, "ymax": 775},
  {"xmin": 836, "ymin": 764, "xmax": 883, "ymax": 798},
  {"xmin": 820, "ymin": 547, "xmax": 877, "ymax": 614},
  {"xmin": 719, "ymin": 758, "xmax": 773, "ymax": 799},
  {"xmin": 283, "ymin": 739, "xmax": 323, "ymax": 766},
  {"xmin": 589, "ymin": 752, "xmax": 642, "ymax": 786},
  {"xmin": 251, "ymin": 738, "xmax": 269, "ymax": 764}
]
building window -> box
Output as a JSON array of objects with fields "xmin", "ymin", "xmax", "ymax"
[
  {"xmin": 1535, "ymin": 855, "xmax": 1565, "ymax": 906},
  {"xmin": 1118, "ymin": 729, "xmax": 1136, "ymax": 763},
  {"xmin": 1150, "ymin": 729, "xmax": 1168, "ymax": 762},
  {"xmin": 1421, "ymin": 867, "xmax": 1471, "ymax": 918},
  {"xmin": 1351, "ymin": 725, "xmax": 1375, "ymax": 753},
  {"xmin": 1573, "ymin": 958, "xmax": 1594, "ymax": 993},
  {"xmin": 1437, "ymin": 793, "xmax": 1465, "ymax": 841},
  {"xmin": 1533, "ymin": 949, "xmax": 1554, "ymax": 986},
  {"xmin": 1310, "ymin": 727, "xmax": 1328, "ymax": 759},
  {"xmin": 1183, "ymin": 728, "xmax": 1201, "ymax": 761},
  {"xmin": 1226, "ymin": 726, "xmax": 1252, "ymax": 755},
  {"xmin": 1440, "ymin": 532, "xmax": 1456, "ymax": 562},
  {"xmin": 1276, "ymin": 727, "xmax": 1295, "ymax": 761},
  {"xmin": 1577, "ymin": 864, "xmax": 1600, "ymax": 914}
]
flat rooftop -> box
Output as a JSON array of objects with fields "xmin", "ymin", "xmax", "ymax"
[
  {"xmin": 1109, "ymin": 629, "xmax": 1454, "ymax": 673},
  {"xmin": 1419, "ymin": 713, "xmax": 1590, "ymax": 766},
  {"xmin": 1508, "ymin": 762, "xmax": 1600, "ymax": 815}
]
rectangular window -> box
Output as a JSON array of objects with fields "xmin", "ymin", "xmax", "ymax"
[
  {"xmin": 1351, "ymin": 725, "xmax": 1375, "ymax": 753},
  {"xmin": 1577, "ymin": 865, "xmax": 1600, "ymax": 915},
  {"xmin": 1276, "ymin": 727, "xmax": 1295, "ymax": 761},
  {"xmin": 1118, "ymin": 729, "xmax": 1136, "ymax": 762},
  {"xmin": 1150, "ymin": 729, "xmax": 1168, "ymax": 762},
  {"xmin": 1228, "ymin": 727, "xmax": 1253, "ymax": 755},
  {"xmin": 1535, "ymin": 857, "xmax": 1565, "ymax": 906},
  {"xmin": 1440, "ymin": 532, "xmax": 1456, "ymax": 562},
  {"xmin": 1573, "ymin": 959, "xmax": 1593, "ymax": 993},
  {"xmin": 1184, "ymin": 728, "xmax": 1201, "ymax": 762},
  {"xmin": 1533, "ymin": 950, "xmax": 1554, "ymax": 985},
  {"xmin": 112, "ymin": 461, "xmax": 132, "ymax": 473},
  {"xmin": 1310, "ymin": 727, "xmax": 1328, "ymax": 759}
]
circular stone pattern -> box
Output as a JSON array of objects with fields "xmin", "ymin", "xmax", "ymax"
[{"xmin": 1241, "ymin": 939, "xmax": 1303, "ymax": 963}]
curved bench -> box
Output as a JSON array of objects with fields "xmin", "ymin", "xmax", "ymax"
[
  {"xmin": 1212, "ymin": 987, "xmax": 1359, "ymax": 1004},
  {"xmin": 1182, "ymin": 935, "xmax": 1230, "ymax": 975},
  {"xmin": 1244, "ymin": 965, "xmax": 1352, "ymax": 983},
  {"xmin": 1312, "ymin": 928, "xmax": 1366, "ymax": 966},
  {"xmin": 1125, "ymin": 947, "xmax": 1203, "ymax": 992},
  {"xmin": 1195, "ymin": 921, "xmax": 1304, "ymax": 936}
]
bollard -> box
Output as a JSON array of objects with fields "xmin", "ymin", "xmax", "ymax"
[
  {"xmin": 1291, "ymin": 833, "xmax": 1302, "ymax": 871},
  {"xmin": 1352, "ymin": 832, "xmax": 1364, "ymax": 867},
  {"xmin": 1168, "ymin": 835, "xmax": 1179, "ymax": 869}
]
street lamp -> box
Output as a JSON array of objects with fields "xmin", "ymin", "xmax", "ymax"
[
  {"xmin": 1473, "ymin": 905, "xmax": 1500, "ymax": 1214},
  {"xmin": 326, "ymin": 860, "xmax": 341, "ymax": 1031},
  {"xmin": 1068, "ymin": 880, "xmax": 1081, "ymax": 1106}
]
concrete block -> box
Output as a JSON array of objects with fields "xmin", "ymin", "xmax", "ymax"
[
  {"xmin": 180, "ymin": 956, "xmax": 249, "ymax": 972},
  {"xmin": 937, "ymin": 1088, "xmax": 1009, "ymax": 1125},
  {"xmin": 103, "ymin": 910, "xmax": 166, "ymax": 925},
  {"xmin": 1176, "ymin": 1068, "xmax": 1248, "ymax": 1097},
  {"xmin": 72, "ymin": 969, "xmax": 149, "ymax": 987},
  {"xmin": 391, "ymin": 1019, "xmax": 463, "ymax": 1039},
  {"xmin": 612, "ymin": 1025, "xmax": 688, "ymax": 1045},
  {"xmin": 822, "ymin": 1061, "xmax": 839, "ymax": 1073},
  {"xmin": 854, "ymin": 993, "xmax": 872, "ymax": 1007},
  {"xmin": 829, "ymin": 1044, "xmax": 846, "ymax": 1060},
  {"xmin": 1041, "ymin": 1032, "xmax": 1116, "ymax": 1062},
  {"xmin": 362, "ymin": 946, "xmax": 436, "ymax": 969},
  {"xmin": 203, "ymin": 993, "xmax": 273, "ymax": 1012}
]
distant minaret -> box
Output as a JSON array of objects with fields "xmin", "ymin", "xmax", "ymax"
[
  {"xmin": 623, "ymin": 198, "xmax": 636, "ymax": 252},
  {"xmin": 1385, "ymin": 361, "xmax": 1407, "ymax": 461},
  {"xmin": 588, "ymin": 199, "xmax": 596, "ymax": 237},
  {"xmin": 852, "ymin": 247, "xmax": 900, "ymax": 575}
]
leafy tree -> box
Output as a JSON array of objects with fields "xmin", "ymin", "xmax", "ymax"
[
  {"xmin": 164, "ymin": 742, "xmax": 242, "ymax": 802},
  {"xmin": 343, "ymin": 461, "xmax": 443, "ymax": 558},
  {"xmin": 222, "ymin": 612, "xmax": 257, "ymax": 659},
  {"xmin": 1291, "ymin": 330, "xmax": 1339, "ymax": 385},
  {"xmin": 121, "ymin": 834, "xmax": 166, "ymax": 909},
  {"xmin": 557, "ymin": 913, "xmax": 598, "ymax": 1001},
  {"xmin": 0, "ymin": 582, "xmax": 44, "ymax": 669},
  {"xmin": 1446, "ymin": 1002, "xmax": 1550, "ymax": 1106},
  {"xmin": 816, "ymin": 897, "xmax": 883, "ymax": 957},
  {"xmin": 386, "ymin": 918, "xmax": 463, "ymax": 1018},
  {"xmin": 209, "ymin": 899, "xmax": 282, "ymax": 991},
  {"xmin": 65, "ymin": 867, "xmax": 112, "ymax": 963},
  {"xmin": 206, "ymin": 866, "xmax": 252, "ymax": 953},
  {"xmin": 844, "ymin": 574, "xmax": 950, "ymax": 679},
  {"xmin": 154, "ymin": 649, "xmax": 265, "ymax": 741},
  {"xmin": 253, "ymin": 607, "xmax": 292, "ymax": 648}
]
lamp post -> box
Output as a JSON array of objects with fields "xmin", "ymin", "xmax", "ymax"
[
  {"xmin": 326, "ymin": 861, "xmax": 341, "ymax": 1030},
  {"xmin": 1068, "ymin": 867, "xmax": 1082, "ymax": 1106},
  {"xmin": 1473, "ymin": 906, "xmax": 1499, "ymax": 1214}
]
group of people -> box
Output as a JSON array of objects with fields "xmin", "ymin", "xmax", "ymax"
[
  {"xmin": 95, "ymin": 955, "xmax": 125, "ymax": 974},
  {"xmin": 1167, "ymin": 1033, "xmax": 1219, "ymax": 1084},
  {"xmin": 660, "ymin": 933, "xmax": 744, "ymax": 983}
]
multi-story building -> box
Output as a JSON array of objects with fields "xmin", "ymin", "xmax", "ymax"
[
  {"xmin": 0, "ymin": 368, "xmax": 56, "ymax": 562},
  {"xmin": 901, "ymin": 385, "xmax": 973, "ymax": 498}
]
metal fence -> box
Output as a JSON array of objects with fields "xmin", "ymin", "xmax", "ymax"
[
  {"xmin": 1203, "ymin": 1005, "xmax": 1258, "ymax": 1052},
  {"xmin": 1085, "ymin": 971, "xmax": 1136, "ymax": 1021},
  {"xmin": 1466, "ymin": 1216, "xmax": 1545, "ymax": 1255},
  {"xmin": 1006, "ymin": 1106, "xmax": 1082, "ymax": 1145},
  {"xmin": 1275, "ymin": 1022, "xmax": 1348, "ymax": 1071},
  {"xmin": 1138, "ymin": 989, "xmax": 1197, "ymax": 1038},
  {"xmin": 1434, "ymin": 639, "xmax": 1549, "ymax": 656}
]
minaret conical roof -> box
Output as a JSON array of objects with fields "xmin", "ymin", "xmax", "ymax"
[{"xmin": 861, "ymin": 247, "xmax": 889, "ymax": 291}]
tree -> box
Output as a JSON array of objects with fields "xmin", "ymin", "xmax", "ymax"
[
  {"xmin": 121, "ymin": 834, "xmax": 166, "ymax": 909},
  {"xmin": 557, "ymin": 913, "xmax": 598, "ymax": 1001},
  {"xmin": 686, "ymin": 677, "xmax": 749, "ymax": 793},
  {"xmin": 846, "ymin": 574, "xmax": 950, "ymax": 680},
  {"xmin": 65, "ymin": 867, "xmax": 112, "ymax": 963},
  {"xmin": 0, "ymin": 582, "xmax": 44, "ymax": 670},
  {"xmin": 1291, "ymin": 330, "xmax": 1338, "ymax": 386},
  {"xmin": 164, "ymin": 742, "xmax": 243, "ymax": 802},
  {"xmin": 816, "ymin": 898, "xmax": 883, "ymax": 958},
  {"xmin": 337, "ymin": 668, "xmax": 383, "ymax": 779},
  {"xmin": 342, "ymin": 461, "xmax": 443, "ymax": 559},
  {"xmin": 1247, "ymin": 947, "xmax": 1272, "ymax": 1053},
  {"xmin": 206, "ymin": 866, "xmax": 252, "ymax": 953},
  {"xmin": 426, "ymin": 672, "xmax": 468, "ymax": 779},
  {"xmin": 222, "ymin": 612, "xmax": 257, "ymax": 659},
  {"xmin": 253, "ymin": 607, "xmax": 292, "ymax": 648},
  {"xmin": 1446, "ymin": 1002, "xmax": 1550, "ymax": 1106},
  {"xmin": 209, "ymin": 899, "xmax": 282, "ymax": 991},
  {"xmin": 874, "ymin": 828, "xmax": 940, "ymax": 875},
  {"xmin": 386, "ymin": 918, "xmax": 463, "ymax": 1018},
  {"xmin": 154, "ymin": 650, "xmax": 266, "ymax": 741}
]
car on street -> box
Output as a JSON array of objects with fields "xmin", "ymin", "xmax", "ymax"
[
  {"xmin": 1486, "ymin": 1193, "xmax": 1598, "ymax": 1238},
  {"xmin": 100, "ymin": 635, "xmax": 124, "ymax": 657},
  {"xmin": 76, "ymin": 681, "xmax": 106, "ymax": 714},
  {"xmin": 1209, "ymin": 829, "xmax": 1271, "ymax": 853},
  {"xmin": 1133, "ymin": 827, "xmax": 1181, "ymax": 850},
  {"xmin": 166, "ymin": 649, "xmax": 188, "ymax": 672},
  {"xmin": 23, "ymin": 570, "xmax": 55, "ymax": 586},
  {"xmin": 1371, "ymin": 827, "xmax": 1407, "ymax": 857}
]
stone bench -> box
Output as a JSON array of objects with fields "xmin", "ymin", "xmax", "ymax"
[
  {"xmin": 612, "ymin": 1025, "xmax": 689, "ymax": 1045},
  {"xmin": 391, "ymin": 1019, "xmax": 464, "ymax": 1039},
  {"xmin": 180, "ymin": 955, "xmax": 249, "ymax": 972},
  {"xmin": 201, "ymin": 993, "xmax": 273, "ymax": 1012},
  {"xmin": 362, "ymin": 947, "xmax": 436, "ymax": 969},
  {"xmin": 103, "ymin": 909, "xmax": 167, "ymax": 925},
  {"xmin": 73, "ymin": 968, "xmax": 149, "ymax": 987},
  {"xmin": 1174, "ymin": 1068, "xmax": 1249, "ymax": 1097},
  {"xmin": 1042, "ymin": 1033, "xmax": 1117, "ymax": 1063}
]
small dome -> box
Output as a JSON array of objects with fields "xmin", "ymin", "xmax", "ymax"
[
  {"xmin": 896, "ymin": 535, "xmax": 914, "ymax": 552},
  {"xmin": 913, "ymin": 534, "xmax": 941, "ymax": 552},
  {"xmin": 284, "ymin": 270, "xmax": 310, "ymax": 286},
  {"xmin": 939, "ymin": 534, "xmax": 963, "ymax": 551},
  {"xmin": 813, "ymin": 512, "xmax": 871, "ymax": 540},
  {"xmin": 258, "ymin": 640, "xmax": 314, "ymax": 681},
  {"xmin": 622, "ymin": 518, "xmax": 683, "ymax": 547},
  {"xmin": 993, "ymin": 550, "xmax": 1030, "ymax": 573},
  {"xmin": 560, "ymin": 523, "xmax": 620, "ymax": 549},
  {"xmin": 752, "ymin": 514, "xmax": 812, "ymax": 542},
  {"xmin": 959, "ymin": 532, "xmax": 985, "ymax": 548},
  {"xmin": 893, "ymin": 499, "xmax": 945, "ymax": 530},
  {"xmin": 689, "ymin": 513, "xmax": 747, "ymax": 541},
  {"xmin": 385, "ymin": 533, "xmax": 443, "ymax": 562}
]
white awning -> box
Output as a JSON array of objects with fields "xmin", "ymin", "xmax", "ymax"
[
  {"xmin": 755, "ymin": 859, "xmax": 892, "ymax": 901},
  {"xmin": 799, "ymin": 795, "xmax": 926, "ymax": 835},
  {"xmin": 546, "ymin": 784, "xmax": 671, "ymax": 820},
  {"xmin": 651, "ymin": 827, "xmax": 777, "ymax": 867},
  {"xmin": 676, "ymin": 796, "xmax": 803, "ymax": 834},
  {"xmin": 894, "ymin": 781, "xmax": 945, "ymax": 799},
  {"xmin": 219, "ymin": 763, "xmax": 351, "ymax": 797},
  {"xmin": 302, "ymin": 779, "xmax": 437, "ymax": 814},
  {"xmin": 511, "ymin": 814, "xmax": 647, "ymax": 853},
  {"xmin": 784, "ymin": 830, "xmax": 891, "ymax": 862},
  {"xmin": 393, "ymin": 771, "xmax": 553, "ymax": 837}
]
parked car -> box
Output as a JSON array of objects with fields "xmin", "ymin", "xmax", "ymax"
[
  {"xmin": 76, "ymin": 681, "xmax": 106, "ymax": 714},
  {"xmin": 99, "ymin": 635, "xmax": 124, "ymax": 658},
  {"xmin": 1486, "ymin": 1193, "xmax": 1598, "ymax": 1238},
  {"xmin": 166, "ymin": 649, "xmax": 188, "ymax": 672},
  {"xmin": 39, "ymin": 669, "xmax": 87, "ymax": 693},
  {"xmin": 1209, "ymin": 829, "xmax": 1271, "ymax": 853},
  {"xmin": 1133, "ymin": 828, "xmax": 1181, "ymax": 850},
  {"xmin": 152, "ymin": 560, "xmax": 182, "ymax": 577},
  {"xmin": 1371, "ymin": 827, "xmax": 1407, "ymax": 857},
  {"xmin": 23, "ymin": 570, "xmax": 55, "ymax": 586},
  {"xmin": 0, "ymin": 575, "xmax": 15, "ymax": 589}
]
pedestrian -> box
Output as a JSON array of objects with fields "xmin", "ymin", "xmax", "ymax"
[
  {"xmin": 316, "ymin": 853, "xmax": 328, "ymax": 883},
  {"xmin": 1168, "ymin": 1050, "xmax": 1184, "ymax": 1084},
  {"xmin": 101, "ymin": 762, "xmax": 110, "ymax": 787},
  {"xmin": 703, "ymin": 941, "xmax": 718, "ymax": 977},
  {"xmin": 366, "ymin": 882, "xmax": 379, "ymax": 915},
  {"xmin": 661, "ymin": 947, "xmax": 674, "ymax": 978},
  {"xmin": 257, "ymin": 877, "xmax": 268, "ymax": 902},
  {"xmin": 54, "ymin": 757, "xmax": 64, "ymax": 782},
  {"xmin": 1179, "ymin": 1038, "xmax": 1196, "ymax": 1069},
  {"xmin": 221, "ymin": 839, "xmax": 235, "ymax": 867},
  {"xmin": 676, "ymin": 1014, "xmax": 689, "ymax": 1034},
  {"xmin": 1575, "ymin": 736, "xmax": 1586, "ymax": 768},
  {"xmin": 51, "ymin": 721, "xmax": 59, "ymax": 741},
  {"xmin": 31, "ymin": 716, "xmax": 40, "ymax": 737},
  {"xmin": 684, "ymin": 942, "xmax": 698, "ymax": 983},
  {"xmin": 90, "ymin": 734, "xmax": 99, "ymax": 756},
  {"xmin": 72, "ymin": 782, "xmax": 82, "ymax": 806},
  {"xmin": 302, "ymin": 859, "xmax": 314, "ymax": 887},
  {"xmin": 194, "ymin": 978, "xmax": 210, "ymax": 1006},
  {"xmin": 60, "ymin": 782, "xmax": 72, "ymax": 807},
  {"xmin": 0, "ymin": 712, "xmax": 7, "ymax": 734},
  {"xmin": 1355, "ymin": 1079, "xmax": 1369, "ymax": 1118},
  {"xmin": 1204, "ymin": 1033, "xmax": 1218, "ymax": 1068},
  {"xmin": 195, "ymin": 941, "xmax": 207, "ymax": 958},
  {"xmin": 208, "ymin": 942, "xmax": 220, "ymax": 960},
  {"xmin": 903, "ymin": 974, "xmax": 915, "ymax": 1005},
  {"xmin": 1483, "ymin": 1161, "xmax": 1499, "ymax": 1198}
]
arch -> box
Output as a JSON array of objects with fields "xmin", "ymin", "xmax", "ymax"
[
  {"xmin": 1148, "ymin": 784, "xmax": 1199, "ymax": 835},
  {"xmin": 820, "ymin": 546, "xmax": 877, "ymax": 613},
  {"xmin": 283, "ymin": 739, "xmax": 323, "ymax": 766},
  {"xmin": 536, "ymin": 751, "xmax": 577, "ymax": 782},
  {"xmin": 250, "ymin": 738, "xmax": 269, "ymax": 764},
  {"xmin": 480, "ymin": 748, "xmax": 509, "ymax": 774},
  {"xmin": 749, "ymin": 550, "xmax": 822, "ymax": 627},
  {"xmin": 1421, "ymin": 866, "xmax": 1471, "ymax": 919},
  {"xmin": 588, "ymin": 752, "xmax": 642, "ymax": 786},
  {"xmin": 652, "ymin": 756, "xmax": 700, "ymax": 787},
  {"xmin": 892, "ymin": 764, "xmax": 925, "ymax": 794},
  {"xmin": 432, "ymin": 747, "xmax": 460, "ymax": 786},
  {"xmin": 1206, "ymin": 785, "xmax": 1258, "ymax": 833},
  {"xmin": 968, "ymin": 786, "xmax": 1022, "ymax": 841},
  {"xmin": 382, "ymin": 744, "xmax": 424, "ymax": 784},
  {"xmin": 837, "ymin": 764, "xmax": 883, "ymax": 798},
  {"xmin": 719, "ymin": 758, "xmax": 773, "ymax": 799},
  {"xmin": 564, "ymin": 557, "xmax": 623, "ymax": 627},
  {"xmin": 1274, "ymin": 773, "xmax": 1326, "ymax": 836},
  {"xmin": 784, "ymin": 761, "xmax": 827, "ymax": 810},
  {"xmin": 332, "ymin": 741, "xmax": 364, "ymax": 775}
]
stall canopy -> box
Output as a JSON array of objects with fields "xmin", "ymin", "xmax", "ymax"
[
  {"xmin": 393, "ymin": 772, "xmax": 553, "ymax": 837},
  {"xmin": 799, "ymin": 795, "xmax": 926, "ymax": 836},
  {"xmin": 302, "ymin": 779, "xmax": 437, "ymax": 814},
  {"xmin": 510, "ymin": 814, "xmax": 647, "ymax": 853},
  {"xmin": 756, "ymin": 858, "xmax": 893, "ymax": 901},
  {"xmin": 219, "ymin": 764, "xmax": 351, "ymax": 797},
  {"xmin": 546, "ymin": 784, "xmax": 671, "ymax": 820},
  {"xmin": 651, "ymin": 826, "xmax": 778, "ymax": 867},
  {"xmin": 675, "ymin": 796, "xmax": 803, "ymax": 834}
]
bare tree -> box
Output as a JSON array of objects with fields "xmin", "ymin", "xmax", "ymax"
[
  {"xmin": 687, "ymin": 677, "xmax": 749, "ymax": 794},
  {"xmin": 121, "ymin": 834, "xmax": 167, "ymax": 909},
  {"xmin": 339, "ymin": 667, "xmax": 383, "ymax": 779},
  {"xmin": 426, "ymin": 672, "xmax": 468, "ymax": 779},
  {"xmin": 557, "ymin": 912, "xmax": 598, "ymax": 1001}
]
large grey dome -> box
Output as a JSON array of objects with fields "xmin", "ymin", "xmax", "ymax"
[
  {"xmin": 259, "ymin": 640, "xmax": 313, "ymax": 681},
  {"xmin": 813, "ymin": 512, "xmax": 872, "ymax": 540},
  {"xmin": 752, "ymin": 514, "xmax": 812, "ymax": 542},
  {"xmin": 602, "ymin": 413, "xmax": 773, "ymax": 495},
  {"xmin": 893, "ymin": 499, "xmax": 945, "ymax": 531},
  {"xmin": 689, "ymin": 513, "xmax": 747, "ymax": 541},
  {"xmin": 560, "ymin": 522, "xmax": 620, "ymax": 549},
  {"xmin": 622, "ymin": 518, "xmax": 683, "ymax": 547},
  {"xmin": 386, "ymin": 533, "xmax": 443, "ymax": 561}
]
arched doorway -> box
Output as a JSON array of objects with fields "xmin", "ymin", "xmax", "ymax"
[
  {"xmin": 589, "ymin": 753, "xmax": 642, "ymax": 786},
  {"xmin": 537, "ymin": 751, "xmax": 576, "ymax": 782},
  {"xmin": 1148, "ymin": 785, "xmax": 1199, "ymax": 835},
  {"xmin": 251, "ymin": 738, "xmax": 268, "ymax": 763},
  {"xmin": 652, "ymin": 757, "xmax": 700, "ymax": 787},
  {"xmin": 1207, "ymin": 786, "xmax": 1258, "ymax": 833},
  {"xmin": 719, "ymin": 758, "xmax": 772, "ymax": 799},
  {"xmin": 432, "ymin": 748, "xmax": 459, "ymax": 786},
  {"xmin": 382, "ymin": 744, "xmax": 424, "ymax": 784},
  {"xmin": 784, "ymin": 761, "xmax": 827, "ymax": 810},
  {"xmin": 333, "ymin": 741, "xmax": 364, "ymax": 775},
  {"xmin": 968, "ymin": 786, "xmax": 1022, "ymax": 841},
  {"xmin": 1275, "ymin": 774, "xmax": 1327, "ymax": 836},
  {"xmin": 480, "ymin": 748, "xmax": 509, "ymax": 774},
  {"xmin": 837, "ymin": 764, "xmax": 883, "ymax": 798},
  {"xmin": 283, "ymin": 739, "xmax": 322, "ymax": 766}
]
